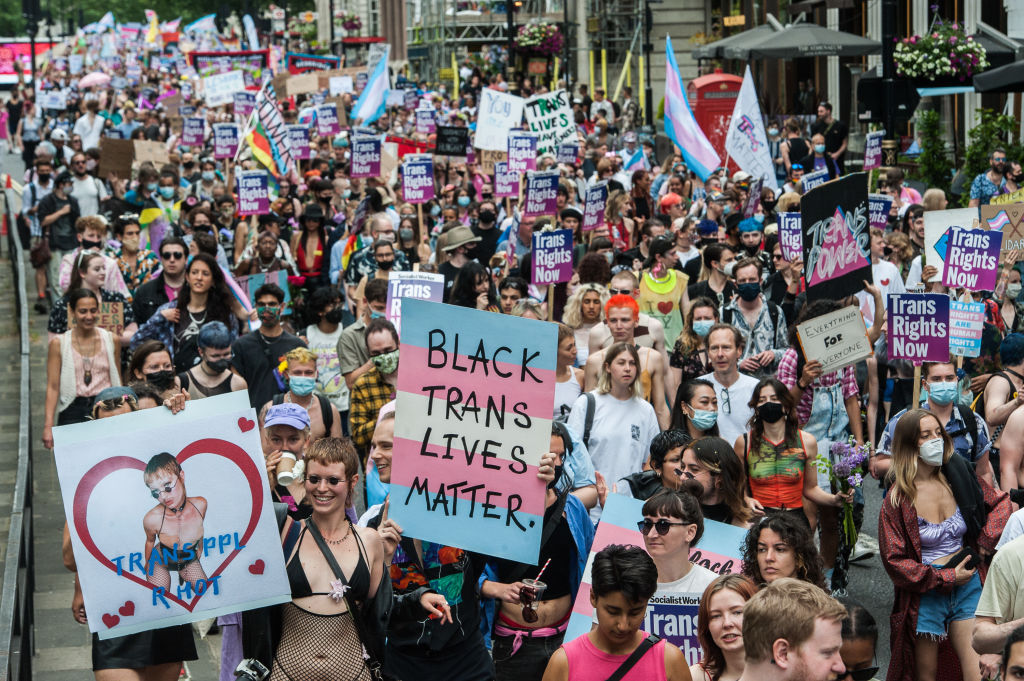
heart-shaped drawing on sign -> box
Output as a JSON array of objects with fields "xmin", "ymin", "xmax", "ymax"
[
  {"xmin": 102, "ymin": 613, "xmax": 120, "ymax": 629},
  {"xmin": 657, "ymin": 301, "xmax": 674, "ymax": 315},
  {"xmin": 248, "ymin": 559, "xmax": 265, "ymax": 575},
  {"xmin": 237, "ymin": 417, "xmax": 255, "ymax": 433},
  {"xmin": 72, "ymin": 438, "xmax": 264, "ymax": 613},
  {"xmin": 118, "ymin": 601, "xmax": 135, "ymax": 617}
]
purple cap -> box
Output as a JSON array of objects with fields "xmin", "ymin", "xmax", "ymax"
[{"xmin": 264, "ymin": 403, "xmax": 310, "ymax": 430}]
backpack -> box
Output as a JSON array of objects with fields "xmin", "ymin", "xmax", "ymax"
[
  {"xmin": 582, "ymin": 392, "xmax": 596, "ymax": 449},
  {"xmin": 955, "ymin": 403, "xmax": 980, "ymax": 463}
]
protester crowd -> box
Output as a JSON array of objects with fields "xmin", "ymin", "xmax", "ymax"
[{"xmin": 11, "ymin": 16, "xmax": 1024, "ymax": 681}]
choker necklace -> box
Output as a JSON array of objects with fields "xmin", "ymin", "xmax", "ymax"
[
  {"xmin": 169, "ymin": 500, "xmax": 186, "ymax": 514},
  {"xmin": 323, "ymin": 521, "xmax": 352, "ymax": 546}
]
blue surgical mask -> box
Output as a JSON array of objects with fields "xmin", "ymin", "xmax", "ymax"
[
  {"xmin": 158, "ymin": 186, "xmax": 175, "ymax": 199},
  {"xmin": 457, "ymin": 196, "xmax": 470, "ymax": 207},
  {"xmin": 289, "ymin": 376, "xmax": 316, "ymax": 396},
  {"xmin": 754, "ymin": 213, "xmax": 765, "ymax": 223},
  {"xmin": 370, "ymin": 310, "xmax": 386, "ymax": 320},
  {"xmin": 342, "ymin": 189, "xmax": 352, "ymax": 198},
  {"xmin": 146, "ymin": 182, "xmax": 158, "ymax": 192},
  {"xmin": 927, "ymin": 380, "xmax": 958, "ymax": 406},
  {"xmin": 201, "ymin": 171, "xmax": 215, "ymax": 181},
  {"xmin": 767, "ymin": 127, "xmax": 779, "ymax": 136},
  {"xmin": 814, "ymin": 144, "xmax": 826, "ymax": 154},
  {"xmin": 693, "ymin": 319, "xmax": 714, "ymax": 337},
  {"xmin": 722, "ymin": 204, "xmax": 732, "ymax": 216},
  {"xmin": 690, "ymin": 408, "xmax": 718, "ymax": 430},
  {"xmin": 430, "ymin": 205, "xmax": 441, "ymax": 217}
]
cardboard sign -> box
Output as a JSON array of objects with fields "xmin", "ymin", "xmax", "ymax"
[
  {"xmin": 390, "ymin": 299, "xmax": 556, "ymax": 562},
  {"xmin": 286, "ymin": 125, "xmax": 312, "ymax": 160},
  {"xmin": 982, "ymin": 203, "xmax": 1024, "ymax": 253},
  {"xmin": 98, "ymin": 138, "xmax": 135, "ymax": 180},
  {"xmin": 329, "ymin": 75, "xmax": 354, "ymax": 96},
  {"xmin": 564, "ymin": 494, "xmax": 745, "ymax": 662},
  {"xmin": 401, "ymin": 155, "xmax": 435, "ymax": 204},
  {"xmin": 212, "ymin": 123, "xmax": 239, "ymax": 160},
  {"xmin": 236, "ymin": 270, "xmax": 292, "ymax": 311},
  {"xmin": 475, "ymin": 88, "xmax": 525, "ymax": 151},
  {"xmin": 924, "ymin": 207, "xmax": 979, "ymax": 282},
  {"xmin": 522, "ymin": 170, "xmax": 560, "ymax": 219},
  {"xmin": 523, "ymin": 89, "xmax": 575, "ymax": 155},
  {"xmin": 887, "ymin": 293, "xmax": 951, "ymax": 363},
  {"xmin": 202, "ymin": 69, "xmax": 246, "ymax": 107},
  {"xmin": 863, "ymin": 130, "xmax": 884, "ymax": 171},
  {"xmin": 991, "ymin": 189, "xmax": 1024, "ymax": 206},
  {"xmin": 949, "ymin": 300, "xmax": 985, "ymax": 358},
  {"xmin": 68, "ymin": 300, "xmax": 124, "ymax": 336},
  {"xmin": 868, "ymin": 193, "xmax": 892, "ymax": 230},
  {"xmin": 133, "ymin": 140, "xmax": 170, "ymax": 168},
  {"xmin": 435, "ymin": 126, "xmax": 470, "ymax": 157},
  {"xmin": 287, "ymin": 72, "xmax": 321, "ymax": 96},
  {"xmin": 52, "ymin": 392, "xmax": 291, "ymax": 639},
  {"xmin": 385, "ymin": 271, "xmax": 445, "ymax": 335},
  {"xmin": 508, "ymin": 130, "xmax": 539, "ymax": 174},
  {"xmin": 236, "ymin": 170, "xmax": 269, "ymax": 216},
  {"xmin": 350, "ymin": 136, "xmax": 382, "ymax": 178},
  {"xmin": 942, "ymin": 228, "xmax": 1001, "ymax": 291},
  {"xmin": 777, "ymin": 212, "xmax": 803, "ymax": 262},
  {"xmin": 415, "ymin": 108, "xmax": 436, "ymax": 135},
  {"xmin": 494, "ymin": 162, "xmax": 520, "ymax": 199},
  {"xmin": 181, "ymin": 117, "xmax": 205, "ymax": 147},
  {"xmin": 582, "ymin": 181, "xmax": 608, "ymax": 232},
  {"xmin": 796, "ymin": 305, "xmax": 872, "ymax": 375},
  {"xmin": 233, "ymin": 91, "xmax": 256, "ymax": 117},
  {"xmin": 800, "ymin": 172, "xmax": 872, "ymax": 301},
  {"xmin": 556, "ymin": 143, "xmax": 578, "ymax": 164},
  {"xmin": 478, "ymin": 149, "xmax": 506, "ymax": 175},
  {"xmin": 801, "ymin": 168, "xmax": 830, "ymax": 192},
  {"xmin": 316, "ymin": 103, "xmax": 341, "ymax": 137},
  {"xmin": 531, "ymin": 229, "xmax": 574, "ymax": 285}
]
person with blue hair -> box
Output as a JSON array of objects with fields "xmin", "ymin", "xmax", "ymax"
[
  {"xmin": 983, "ymin": 333, "xmax": 1024, "ymax": 494},
  {"xmin": 176, "ymin": 321, "xmax": 248, "ymax": 400}
]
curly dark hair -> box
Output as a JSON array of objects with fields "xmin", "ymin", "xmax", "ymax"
[
  {"xmin": 740, "ymin": 513, "xmax": 826, "ymax": 589},
  {"xmin": 577, "ymin": 252, "xmax": 612, "ymax": 286}
]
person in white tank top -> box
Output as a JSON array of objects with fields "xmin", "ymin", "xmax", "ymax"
[{"xmin": 555, "ymin": 324, "xmax": 584, "ymax": 421}]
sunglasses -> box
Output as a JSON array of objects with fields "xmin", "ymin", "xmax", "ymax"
[
  {"xmin": 637, "ymin": 518, "xmax": 690, "ymax": 536},
  {"xmin": 161, "ymin": 251, "xmax": 185, "ymax": 260},
  {"xmin": 608, "ymin": 287, "xmax": 633, "ymax": 296},
  {"xmin": 149, "ymin": 477, "xmax": 177, "ymax": 499},
  {"xmin": 841, "ymin": 667, "xmax": 879, "ymax": 681},
  {"xmin": 307, "ymin": 474, "xmax": 346, "ymax": 486}
]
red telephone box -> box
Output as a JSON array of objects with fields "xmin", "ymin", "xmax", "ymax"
[{"xmin": 687, "ymin": 70, "xmax": 742, "ymax": 173}]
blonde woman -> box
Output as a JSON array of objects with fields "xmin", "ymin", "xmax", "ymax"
[
  {"xmin": 879, "ymin": 409, "xmax": 1010, "ymax": 681},
  {"xmin": 561, "ymin": 283, "xmax": 608, "ymax": 367},
  {"xmin": 604, "ymin": 190, "xmax": 634, "ymax": 251}
]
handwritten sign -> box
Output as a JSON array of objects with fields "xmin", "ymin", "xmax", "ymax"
[
  {"xmin": 582, "ymin": 181, "xmax": 608, "ymax": 232},
  {"xmin": 202, "ymin": 70, "xmax": 246, "ymax": 107},
  {"xmin": 564, "ymin": 494, "xmax": 745, "ymax": 662},
  {"xmin": 863, "ymin": 130, "xmax": 884, "ymax": 171},
  {"xmin": 233, "ymin": 91, "xmax": 255, "ymax": 117},
  {"xmin": 212, "ymin": 123, "xmax": 239, "ymax": 160},
  {"xmin": 796, "ymin": 305, "xmax": 872, "ymax": 375},
  {"xmin": 523, "ymin": 89, "xmax": 575, "ymax": 155},
  {"xmin": 868, "ymin": 193, "xmax": 892, "ymax": 230},
  {"xmin": 401, "ymin": 155, "xmax": 435, "ymax": 204},
  {"xmin": 236, "ymin": 170, "xmax": 269, "ymax": 216},
  {"xmin": 390, "ymin": 299, "xmax": 556, "ymax": 562},
  {"xmin": 982, "ymin": 203, "xmax": 1024, "ymax": 253},
  {"xmin": 435, "ymin": 126, "xmax": 470, "ymax": 157},
  {"xmin": 508, "ymin": 131, "xmax": 539, "ymax": 174},
  {"xmin": 949, "ymin": 300, "xmax": 985, "ymax": 358},
  {"xmin": 385, "ymin": 271, "xmax": 445, "ymax": 335},
  {"xmin": 316, "ymin": 103, "xmax": 341, "ymax": 137},
  {"xmin": 800, "ymin": 172, "xmax": 871, "ymax": 301},
  {"xmin": 924, "ymin": 207, "xmax": 979, "ymax": 282},
  {"xmin": 942, "ymin": 228, "xmax": 1001, "ymax": 291},
  {"xmin": 350, "ymin": 136, "xmax": 382, "ymax": 178},
  {"xmin": 69, "ymin": 301, "xmax": 124, "ymax": 336},
  {"xmin": 523, "ymin": 170, "xmax": 559, "ymax": 219},
  {"xmin": 531, "ymin": 229, "xmax": 574, "ymax": 286},
  {"xmin": 415, "ymin": 108, "xmax": 436, "ymax": 135},
  {"xmin": 991, "ymin": 189, "xmax": 1024, "ymax": 206},
  {"xmin": 286, "ymin": 125, "xmax": 311, "ymax": 160},
  {"xmin": 494, "ymin": 162, "xmax": 520, "ymax": 199},
  {"xmin": 887, "ymin": 293, "xmax": 951, "ymax": 363},
  {"xmin": 52, "ymin": 392, "xmax": 290, "ymax": 638},
  {"xmin": 475, "ymin": 89, "xmax": 526, "ymax": 151},
  {"xmin": 778, "ymin": 212, "xmax": 802, "ymax": 261},
  {"xmin": 181, "ymin": 117, "xmax": 205, "ymax": 147}
]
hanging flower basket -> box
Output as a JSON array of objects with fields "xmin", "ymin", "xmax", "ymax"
[
  {"xmin": 893, "ymin": 14, "xmax": 989, "ymax": 81},
  {"xmin": 513, "ymin": 21, "xmax": 564, "ymax": 57}
]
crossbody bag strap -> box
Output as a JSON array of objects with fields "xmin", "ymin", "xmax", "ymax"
[{"xmin": 605, "ymin": 634, "xmax": 661, "ymax": 681}]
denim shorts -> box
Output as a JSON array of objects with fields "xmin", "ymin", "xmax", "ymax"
[{"xmin": 916, "ymin": 565, "xmax": 982, "ymax": 638}]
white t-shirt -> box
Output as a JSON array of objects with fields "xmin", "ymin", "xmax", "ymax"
[
  {"xmin": 567, "ymin": 391, "xmax": 659, "ymax": 520},
  {"xmin": 70, "ymin": 174, "xmax": 109, "ymax": 218},
  {"xmin": 856, "ymin": 259, "xmax": 906, "ymax": 326},
  {"xmin": 699, "ymin": 372, "xmax": 759, "ymax": 446},
  {"xmin": 305, "ymin": 324, "xmax": 350, "ymax": 412},
  {"xmin": 72, "ymin": 113, "xmax": 104, "ymax": 150},
  {"xmin": 658, "ymin": 564, "xmax": 719, "ymax": 594}
]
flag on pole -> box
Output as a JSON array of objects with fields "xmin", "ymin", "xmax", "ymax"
[
  {"xmin": 625, "ymin": 148, "xmax": 649, "ymax": 172},
  {"xmin": 184, "ymin": 13, "xmax": 217, "ymax": 35},
  {"xmin": 725, "ymin": 65, "xmax": 779, "ymax": 192},
  {"xmin": 96, "ymin": 12, "xmax": 116, "ymax": 33},
  {"xmin": 352, "ymin": 46, "xmax": 390, "ymax": 125},
  {"xmin": 144, "ymin": 10, "xmax": 159, "ymax": 43},
  {"xmin": 663, "ymin": 35, "xmax": 719, "ymax": 182},
  {"xmin": 244, "ymin": 79, "xmax": 296, "ymax": 181}
]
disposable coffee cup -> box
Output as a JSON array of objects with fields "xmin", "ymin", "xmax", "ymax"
[{"xmin": 276, "ymin": 452, "xmax": 298, "ymax": 485}]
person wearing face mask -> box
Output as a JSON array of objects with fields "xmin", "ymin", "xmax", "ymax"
[
  {"xmin": 1004, "ymin": 160, "xmax": 1024, "ymax": 195},
  {"xmin": 349, "ymin": 318, "xmax": 401, "ymax": 454},
  {"xmin": 997, "ymin": 263, "xmax": 1024, "ymax": 333},
  {"xmin": 879, "ymin": 408, "xmax": 1009, "ymax": 681},
  {"xmin": 153, "ymin": 171, "xmax": 182, "ymax": 227},
  {"xmin": 69, "ymin": 151, "xmax": 109, "ymax": 217},
  {"xmin": 127, "ymin": 340, "xmax": 187, "ymax": 399},
  {"xmin": 767, "ymin": 123, "xmax": 787, "ymax": 184},
  {"xmin": 23, "ymin": 157, "xmax": 56, "ymax": 313},
  {"xmin": 189, "ymin": 158, "xmax": 223, "ymax": 202},
  {"xmin": 720, "ymin": 258, "xmax": 788, "ymax": 378},
  {"xmin": 798, "ymin": 133, "xmax": 840, "ymax": 181},
  {"xmin": 302, "ymin": 287, "xmax": 351, "ymax": 433},
  {"xmin": 875, "ymin": 361, "xmax": 996, "ymax": 488},
  {"xmin": 176, "ymin": 321, "xmax": 247, "ymax": 400},
  {"xmin": 669, "ymin": 377, "xmax": 721, "ymax": 443},
  {"xmin": 38, "ymin": 171, "xmax": 83, "ymax": 302},
  {"xmin": 56, "ymin": 215, "xmax": 131, "ymax": 300},
  {"xmin": 261, "ymin": 347, "xmax": 343, "ymax": 447},
  {"xmin": 669, "ymin": 299, "xmax": 718, "ymax": 392},
  {"xmin": 109, "ymin": 214, "xmax": 159, "ymax": 298},
  {"xmin": 471, "ymin": 199, "xmax": 502, "ymax": 262},
  {"xmin": 686, "ymin": 243, "xmax": 737, "ymax": 310},
  {"xmin": 343, "ymin": 214, "xmax": 409, "ymax": 305},
  {"xmin": 969, "ymin": 147, "xmax": 1009, "ymax": 208}
]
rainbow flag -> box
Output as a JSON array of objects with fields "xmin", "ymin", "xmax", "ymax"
[
  {"xmin": 245, "ymin": 121, "xmax": 276, "ymax": 174},
  {"xmin": 340, "ymin": 233, "xmax": 365, "ymax": 271}
]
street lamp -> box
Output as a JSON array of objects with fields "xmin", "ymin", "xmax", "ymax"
[{"xmin": 507, "ymin": 0, "xmax": 521, "ymax": 93}]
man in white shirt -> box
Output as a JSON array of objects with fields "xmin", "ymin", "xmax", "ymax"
[
  {"xmin": 700, "ymin": 324, "xmax": 759, "ymax": 445},
  {"xmin": 589, "ymin": 88, "xmax": 615, "ymax": 123},
  {"xmin": 69, "ymin": 152, "xmax": 109, "ymax": 217},
  {"xmin": 72, "ymin": 100, "xmax": 105, "ymax": 151},
  {"xmin": 856, "ymin": 227, "xmax": 905, "ymax": 326}
]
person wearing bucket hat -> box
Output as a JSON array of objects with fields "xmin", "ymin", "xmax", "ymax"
[{"xmin": 439, "ymin": 223, "xmax": 481, "ymax": 300}]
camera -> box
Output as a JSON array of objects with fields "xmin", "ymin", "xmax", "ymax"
[{"xmin": 234, "ymin": 658, "xmax": 270, "ymax": 681}]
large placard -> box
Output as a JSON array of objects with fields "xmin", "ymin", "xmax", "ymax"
[
  {"xmin": 476, "ymin": 89, "xmax": 525, "ymax": 152},
  {"xmin": 582, "ymin": 181, "xmax": 608, "ymax": 232},
  {"xmin": 531, "ymin": 229, "xmax": 574, "ymax": 286},
  {"xmin": 923, "ymin": 207, "xmax": 978, "ymax": 282},
  {"xmin": 942, "ymin": 227, "xmax": 1000, "ymax": 291},
  {"xmin": 401, "ymin": 155, "xmax": 435, "ymax": 204},
  {"xmin": 796, "ymin": 305, "xmax": 872, "ymax": 374},
  {"xmin": 351, "ymin": 136, "xmax": 383, "ymax": 179},
  {"xmin": 778, "ymin": 212, "xmax": 803, "ymax": 261},
  {"xmin": 887, "ymin": 293, "xmax": 951, "ymax": 363},
  {"xmin": 385, "ymin": 271, "xmax": 445, "ymax": 335},
  {"xmin": 950, "ymin": 300, "xmax": 985, "ymax": 358},
  {"xmin": 390, "ymin": 300, "xmax": 556, "ymax": 562},
  {"xmin": 982, "ymin": 203, "xmax": 1024, "ymax": 254},
  {"xmin": 435, "ymin": 126, "xmax": 470, "ymax": 157},
  {"xmin": 800, "ymin": 172, "xmax": 872, "ymax": 301},
  {"xmin": 523, "ymin": 89, "xmax": 575, "ymax": 155},
  {"xmin": 522, "ymin": 170, "xmax": 560, "ymax": 219}
]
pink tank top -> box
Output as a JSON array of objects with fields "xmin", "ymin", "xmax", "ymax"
[{"xmin": 562, "ymin": 634, "xmax": 667, "ymax": 681}]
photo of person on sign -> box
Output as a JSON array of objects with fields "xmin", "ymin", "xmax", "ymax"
[{"xmin": 142, "ymin": 453, "xmax": 209, "ymax": 591}]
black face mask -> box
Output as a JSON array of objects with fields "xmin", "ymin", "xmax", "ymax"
[
  {"xmin": 479, "ymin": 210, "xmax": 496, "ymax": 224},
  {"xmin": 38, "ymin": 173, "xmax": 51, "ymax": 183},
  {"xmin": 145, "ymin": 369, "xmax": 176, "ymax": 390},
  {"xmin": 376, "ymin": 259, "xmax": 395, "ymax": 270},
  {"xmin": 883, "ymin": 245, "xmax": 894, "ymax": 257},
  {"xmin": 761, "ymin": 199, "xmax": 776, "ymax": 211},
  {"xmin": 81, "ymin": 238, "xmax": 102, "ymax": 250},
  {"xmin": 547, "ymin": 464, "xmax": 564, "ymax": 490},
  {"xmin": 324, "ymin": 307, "xmax": 344, "ymax": 324},
  {"xmin": 756, "ymin": 402, "xmax": 785, "ymax": 424},
  {"xmin": 205, "ymin": 358, "xmax": 231, "ymax": 373}
]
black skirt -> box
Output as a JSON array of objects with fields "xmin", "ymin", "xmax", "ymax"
[{"xmin": 92, "ymin": 625, "xmax": 198, "ymax": 671}]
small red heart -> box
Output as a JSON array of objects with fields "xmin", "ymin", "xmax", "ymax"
[
  {"xmin": 102, "ymin": 613, "xmax": 120, "ymax": 629},
  {"xmin": 237, "ymin": 417, "xmax": 255, "ymax": 433},
  {"xmin": 248, "ymin": 559, "xmax": 265, "ymax": 575},
  {"xmin": 118, "ymin": 601, "xmax": 135, "ymax": 617},
  {"xmin": 880, "ymin": 278, "xmax": 890, "ymax": 286},
  {"xmin": 657, "ymin": 301, "xmax": 674, "ymax": 315}
]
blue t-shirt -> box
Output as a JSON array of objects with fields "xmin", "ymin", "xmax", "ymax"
[{"xmin": 970, "ymin": 172, "xmax": 1006, "ymax": 205}]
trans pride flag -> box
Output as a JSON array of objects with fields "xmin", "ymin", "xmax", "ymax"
[{"xmin": 664, "ymin": 35, "xmax": 720, "ymax": 181}]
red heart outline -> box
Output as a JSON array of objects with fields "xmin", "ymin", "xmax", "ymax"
[{"xmin": 72, "ymin": 438, "xmax": 264, "ymax": 612}]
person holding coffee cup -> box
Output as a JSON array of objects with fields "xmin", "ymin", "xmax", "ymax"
[{"xmin": 263, "ymin": 403, "xmax": 313, "ymax": 520}]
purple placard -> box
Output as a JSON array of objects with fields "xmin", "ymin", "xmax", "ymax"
[
  {"xmin": 356, "ymin": 72, "xmax": 368, "ymax": 91},
  {"xmin": 778, "ymin": 212, "xmax": 803, "ymax": 261},
  {"xmin": 942, "ymin": 228, "xmax": 1001, "ymax": 291},
  {"xmin": 233, "ymin": 91, "xmax": 256, "ymax": 116},
  {"xmin": 582, "ymin": 181, "xmax": 608, "ymax": 232},
  {"xmin": 864, "ymin": 131, "xmax": 885, "ymax": 171},
  {"xmin": 287, "ymin": 125, "xmax": 312, "ymax": 160},
  {"xmin": 401, "ymin": 155, "xmax": 435, "ymax": 204},
  {"xmin": 868, "ymin": 193, "xmax": 893, "ymax": 230},
  {"xmin": 316, "ymin": 103, "xmax": 341, "ymax": 137},
  {"xmin": 212, "ymin": 123, "xmax": 239, "ymax": 159},
  {"xmin": 415, "ymin": 109, "xmax": 436, "ymax": 135},
  {"xmin": 350, "ymin": 136, "xmax": 382, "ymax": 179},
  {"xmin": 494, "ymin": 162, "xmax": 519, "ymax": 199},
  {"xmin": 508, "ymin": 131, "xmax": 538, "ymax": 174},
  {"xmin": 179, "ymin": 105, "xmax": 197, "ymax": 116},
  {"xmin": 802, "ymin": 168, "xmax": 830, "ymax": 191},
  {"xmin": 556, "ymin": 143, "xmax": 578, "ymax": 164},
  {"xmin": 181, "ymin": 117, "xmax": 205, "ymax": 147},
  {"xmin": 531, "ymin": 228, "xmax": 574, "ymax": 285},
  {"xmin": 886, "ymin": 293, "xmax": 951, "ymax": 363},
  {"xmin": 236, "ymin": 170, "xmax": 269, "ymax": 216},
  {"xmin": 403, "ymin": 90, "xmax": 418, "ymax": 111},
  {"xmin": 522, "ymin": 170, "xmax": 559, "ymax": 218}
]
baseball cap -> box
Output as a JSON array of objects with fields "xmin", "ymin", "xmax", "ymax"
[
  {"xmin": 51, "ymin": 129, "xmax": 68, "ymax": 141},
  {"xmin": 265, "ymin": 403, "xmax": 311, "ymax": 430},
  {"xmin": 732, "ymin": 170, "xmax": 751, "ymax": 183}
]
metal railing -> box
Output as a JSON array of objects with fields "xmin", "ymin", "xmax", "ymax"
[{"xmin": 0, "ymin": 185, "xmax": 35, "ymax": 681}]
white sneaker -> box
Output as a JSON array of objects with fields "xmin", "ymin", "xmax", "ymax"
[{"xmin": 850, "ymin": 533, "xmax": 878, "ymax": 562}]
